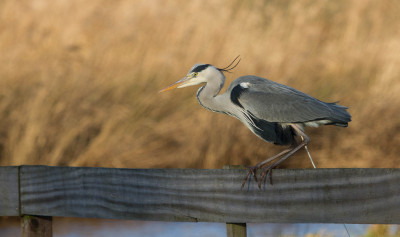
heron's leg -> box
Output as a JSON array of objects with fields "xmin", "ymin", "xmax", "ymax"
[
  {"xmin": 303, "ymin": 143, "xmax": 316, "ymax": 168},
  {"xmin": 241, "ymin": 148, "xmax": 292, "ymax": 189},
  {"xmin": 253, "ymin": 148, "xmax": 293, "ymax": 168},
  {"xmin": 258, "ymin": 124, "xmax": 310, "ymax": 188}
]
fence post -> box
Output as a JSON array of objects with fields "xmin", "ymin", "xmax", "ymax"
[
  {"xmin": 226, "ymin": 223, "xmax": 247, "ymax": 237},
  {"xmin": 223, "ymin": 165, "xmax": 247, "ymax": 237},
  {"xmin": 21, "ymin": 215, "xmax": 52, "ymax": 237}
]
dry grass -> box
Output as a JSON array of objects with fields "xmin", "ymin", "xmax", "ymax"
[
  {"xmin": 361, "ymin": 224, "xmax": 400, "ymax": 237},
  {"xmin": 0, "ymin": 0, "xmax": 399, "ymax": 169}
]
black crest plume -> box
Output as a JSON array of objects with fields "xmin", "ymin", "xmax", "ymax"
[{"xmin": 218, "ymin": 55, "xmax": 241, "ymax": 73}]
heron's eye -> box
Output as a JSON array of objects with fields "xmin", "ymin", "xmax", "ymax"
[{"xmin": 192, "ymin": 72, "xmax": 198, "ymax": 77}]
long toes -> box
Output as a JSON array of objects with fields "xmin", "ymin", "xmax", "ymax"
[
  {"xmin": 258, "ymin": 170, "xmax": 266, "ymax": 188},
  {"xmin": 268, "ymin": 170, "xmax": 273, "ymax": 185},
  {"xmin": 241, "ymin": 166, "xmax": 261, "ymax": 189},
  {"xmin": 245, "ymin": 165, "xmax": 257, "ymax": 173},
  {"xmin": 251, "ymin": 169, "xmax": 258, "ymax": 182},
  {"xmin": 245, "ymin": 166, "xmax": 258, "ymax": 181},
  {"xmin": 258, "ymin": 167, "xmax": 274, "ymax": 188},
  {"xmin": 241, "ymin": 171, "xmax": 252, "ymax": 189}
]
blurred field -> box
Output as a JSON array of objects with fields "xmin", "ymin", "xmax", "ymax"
[{"xmin": 0, "ymin": 0, "xmax": 399, "ymax": 169}]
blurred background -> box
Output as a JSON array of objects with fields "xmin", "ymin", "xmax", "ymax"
[
  {"xmin": 1, "ymin": 0, "xmax": 400, "ymax": 169},
  {"xmin": 1, "ymin": 0, "xmax": 400, "ymax": 236}
]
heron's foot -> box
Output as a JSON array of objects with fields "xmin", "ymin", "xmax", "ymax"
[
  {"xmin": 241, "ymin": 165, "xmax": 259, "ymax": 189},
  {"xmin": 258, "ymin": 166, "xmax": 274, "ymax": 188}
]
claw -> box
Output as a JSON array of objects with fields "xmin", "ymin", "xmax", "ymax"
[
  {"xmin": 241, "ymin": 166, "xmax": 259, "ymax": 189},
  {"xmin": 258, "ymin": 166, "xmax": 274, "ymax": 188},
  {"xmin": 247, "ymin": 166, "xmax": 258, "ymax": 182},
  {"xmin": 241, "ymin": 173, "xmax": 250, "ymax": 189},
  {"xmin": 268, "ymin": 169, "xmax": 273, "ymax": 185}
]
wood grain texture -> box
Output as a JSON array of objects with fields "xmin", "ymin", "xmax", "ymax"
[
  {"xmin": 226, "ymin": 223, "xmax": 247, "ymax": 237},
  {"xmin": 19, "ymin": 166, "xmax": 400, "ymax": 224},
  {"xmin": 0, "ymin": 166, "xmax": 19, "ymax": 216},
  {"xmin": 21, "ymin": 215, "xmax": 52, "ymax": 237}
]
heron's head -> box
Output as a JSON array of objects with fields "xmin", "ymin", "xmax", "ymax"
[
  {"xmin": 159, "ymin": 64, "xmax": 222, "ymax": 92},
  {"xmin": 159, "ymin": 56, "xmax": 240, "ymax": 93}
]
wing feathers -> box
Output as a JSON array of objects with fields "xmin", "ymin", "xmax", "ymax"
[{"xmin": 229, "ymin": 76, "xmax": 351, "ymax": 125}]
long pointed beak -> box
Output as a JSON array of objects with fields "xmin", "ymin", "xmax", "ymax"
[{"xmin": 159, "ymin": 76, "xmax": 189, "ymax": 93}]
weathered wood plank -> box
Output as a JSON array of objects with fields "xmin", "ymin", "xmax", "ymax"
[
  {"xmin": 0, "ymin": 166, "xmax": 19, "ymax": 216},
  {"xmin": 19, "ymin": 166, "xmax": 400, "ymax": 224},
  {"xmin": 224, "ymin": 165, "xmax": 247, "ymax": 237}
]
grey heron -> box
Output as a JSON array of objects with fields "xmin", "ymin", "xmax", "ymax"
[{"xmin": 160, "ymin": 56, "xmax": 351, "ymax": 188}]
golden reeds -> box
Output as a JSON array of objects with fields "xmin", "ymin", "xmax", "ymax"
[{"xmin": 0, "ymin": 0, "xmax": 399, "ymax": 168}]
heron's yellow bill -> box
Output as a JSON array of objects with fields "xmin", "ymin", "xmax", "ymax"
[{"xmin": 159, "ymin": 77, "xmax": 188, "ymax": 93}]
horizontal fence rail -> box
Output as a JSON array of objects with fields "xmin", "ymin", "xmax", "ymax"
[
  {"xmin": 0, "ymin": 166, "xmax": 400, "ymax": 224},
  {"xmin": 0, "ymin": 166, "xmax": 19, "ymax": 216}
]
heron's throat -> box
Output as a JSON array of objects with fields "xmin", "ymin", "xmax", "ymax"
[{"xmin": 196, "ymin": 77, "xmax": 226, "ymax": 112}]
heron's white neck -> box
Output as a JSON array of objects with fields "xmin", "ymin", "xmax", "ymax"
[{"xmin": 196, "ymin": 70, "xmax": 227, "ymax": 113}]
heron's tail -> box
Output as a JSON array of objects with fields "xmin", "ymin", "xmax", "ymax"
[{"xmin": 326, "ymin": 103, "xmax": 352, "ymax": 127}]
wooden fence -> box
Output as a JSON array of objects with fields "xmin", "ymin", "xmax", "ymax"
[{"xmin": 1, "ymin": 166, "xmax": 400, "ymax": 236}]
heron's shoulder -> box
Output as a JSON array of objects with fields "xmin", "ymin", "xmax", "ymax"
[
  {"xmin": 228, "ymin": 75, "xmax": 286, "ymax": 92},
  {"xmin": 232, "ymin": 75, "xmax": 274, "ymax": 84},
  {"xmin": 228, "ymin": 76, "xmax": 276, "ymax": 107}
]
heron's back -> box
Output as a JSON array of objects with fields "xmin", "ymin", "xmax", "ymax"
[
  {"xmin": 226, "ymin": 75, "xmax": 351, "ymax": 145},
  {"xmin": 228, "ymin": 75, "xmax": 351, "ymax": 125}
]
